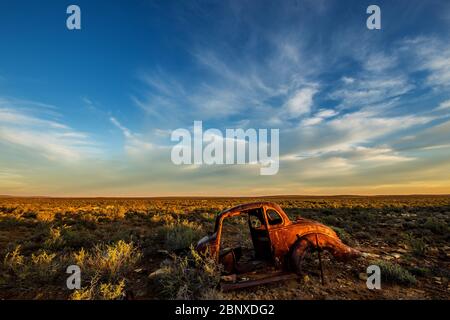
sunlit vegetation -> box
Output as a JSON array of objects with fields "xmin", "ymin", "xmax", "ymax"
[{"xmin": 0, "ymin": 195, "xmax": 448, "ymax": 299}]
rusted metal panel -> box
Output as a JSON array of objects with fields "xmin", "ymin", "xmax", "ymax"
[
  {"xmin": 196, "ymin": 201, "xmax": 361, "ymax": 281},
  {"xmin": 221, "ymin": 272, "xmax": 299, "ymax": 292}
]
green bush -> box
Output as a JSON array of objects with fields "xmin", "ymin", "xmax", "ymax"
[
  {"xmin": 72, "ymin": 240, "xmax": 141, "ymax": 280},
  {"xmin": 423, "ymin": 218, "xmax": 448, "ymax": 235},
  {"xmin": 375, "ymin": 260, "xmax": 416, "ymax": 285},
  {"xmin": 162, "ymin": 220, "xmax": 203, "ymax": 250},
  {"xmin": 153, "ymin": 247, "xmax": 222, "ymax": 299},
  {"xmin": 405, "ymin": 234, "xmax": 427, "ymax": 256},
  {"xmin": 331, "ymin": 226, "xmax": 354, "ymax": 245}
]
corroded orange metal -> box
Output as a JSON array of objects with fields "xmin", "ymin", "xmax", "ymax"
[{"xmin": 196, "ymin": 201, "xmax": 360, "ymax": 271}]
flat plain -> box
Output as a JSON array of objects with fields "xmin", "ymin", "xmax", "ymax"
[{"xmin": 0, "ymin": 195, "xmax": 449, "ymax": 300}]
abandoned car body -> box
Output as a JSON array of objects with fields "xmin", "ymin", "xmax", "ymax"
[{"xmin": 195, "ymin": 202, "xmax": 360, "ymax": 276}]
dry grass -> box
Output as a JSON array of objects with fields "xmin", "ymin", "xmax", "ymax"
[{"xmin": 0, "ymin": 195, "xmax": 448, "ymax": 299}]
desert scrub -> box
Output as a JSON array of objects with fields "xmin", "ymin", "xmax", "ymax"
[
  {"xmin": 423, "ymin": 218, "xmax": 448, "ymax": 235},
  {"xmin": 200, "ymin": 212, "xmax": 216, "ymax": 222},
  {"xmin": 3, "ymin": 246, "xmax": 60, "ymax": 283},
  {"xmin": 62, "ymin": 228, "xmax": 97, "ymax": 249},
  {"xmin": 44, "ymin": 225, "xmax": 67, "ymax": 250},
  {"xmin": 375, "ymin": 260, "xmax": 416, "ymax": 285},
  {"xmin": 150, "ymin": 212, "xmax": 175, "ymax": 224},
  {"xmin": 154, "ymin": 247, "xmax": 222, "ymax": 299},
  {"xmin": 30, "ymin": 250, "xmax": 59, "ymax": 282},
  {"xmin": 3, "ymin": 245, "xmax": 25, "ymax": 274},
  {"xmin": 71, "ymin": 276, "xmax": 126, "ymax": 300},
  {"xmin": 331, "ymin": 226, "xmax": 354, "ymax": 245},
  {"xmin": 72, "ymin": 240, "xmax": 141, "ymax": 280},
  {"xmin": 162, "ymin": 219, "xmax": 203, "ymax": 250},
  {"xmin": 405, "ymin": 234, "xmax": 427, "ymax": 256}
]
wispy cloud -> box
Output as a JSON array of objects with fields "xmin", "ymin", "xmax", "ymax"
[
  {"xmin": 436, "ymin": 99, "xmax": 450, "ymax": 110},
  {"xmin": 0, "ymin": 102, "xmax": 98, "ymax": 162},
  {"xmin": 110, "ymin": 116, "xmax": 153, "ymax": 157}
]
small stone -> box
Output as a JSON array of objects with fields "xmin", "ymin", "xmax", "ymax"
[
  {"xmin": 392, "ymin": 253, "xmax": 401, "ymax": 259},
  {"xmin": 362, "ymin": 252, "xmax": 380, "ymax": 258},
  {"xmin": 359, "ymin": 273, "xmax": 368, "ymax": 281},
  {"xmin": 221, "ymin": 274, "xmax": 237, "ymax": 283}
]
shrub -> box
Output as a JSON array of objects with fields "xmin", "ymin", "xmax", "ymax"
[
  {"xmin": 30, "ymin": 250, "xmax": 58, "ymax": 282},
  {"xmin": 331, "ymin": 226, "xmax": 354, "ymax": 245},
  {"xmin": 73, "ymin": 248, "xmax": 87, "ymax": 267},
  {"xmin": 162, "ymin": 220, "xmax": 203, "ymax": 250},
  {"xmin": 74, "ymin": 240, "xmax": 141, "ymax": 280},
  {"xmin": 3, "ymin": 246, "xmax": 59, "ymax": 283},
  {"xmin": 154, "ymin": 246, "xmax": 222, "ymax": 299},
  {"xmin": 71, "ymin": 276, "xmax": 126, "ymax": 300},
  {"xmin": 405, "ymin": 234, "xmax": 427, "ymax": 256},
  {"xmin": 408, "ymin": 266, "xmax": 430, "ymax": 277},
  {"xmin": 200, "ymin": 212, "xmax": 216, "ymax": 222},
  {"xmin": 44, "ymin": 226, "xmax": 66, "ymax": 250},
  {"xmin": 3, "ymin": 245, "xmax": 25, "ymax": 274},
  {"xmin": 375, "ymin": 260, "xmax": 416, "ymax": 285},
  {"xmin": 71, "ymin": 287, "xmax": 93, "ymax": 300},
  {"xmin": 99, "ymin": 280, "xmax": 126, "ymax": 300},
  {"xmin": 423, "ymin": 218, "xmax": 448, "ymax": 235}
]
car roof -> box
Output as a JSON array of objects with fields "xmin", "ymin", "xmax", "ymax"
[{"xmin": 220, "ymin": 201, "xmax": 283, "ymax": 215}]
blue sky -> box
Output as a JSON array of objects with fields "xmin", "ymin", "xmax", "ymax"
[{"xmin": 0, "ymin": 0, "xmax": 449, "ymax": 196}]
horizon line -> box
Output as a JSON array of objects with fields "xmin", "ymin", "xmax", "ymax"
[{"xmin": 1, "ymin": 193, "xmax": 449, "ymax": 199}]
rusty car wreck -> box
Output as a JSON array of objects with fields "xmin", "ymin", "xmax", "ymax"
[{"xmin": 195, "ymin": 202, "xmax": 361, "ymax": 290}]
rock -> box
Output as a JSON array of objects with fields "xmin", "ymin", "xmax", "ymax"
[
  {"xmin": 359, "ymin": 273, "xmax": 368, "ymax": 281},
  {"xmin": 362, "ymin": 252, "xmax": 380, "ymax": 258},
  {"xmin": 221, "ymin": 274, "xmax": 237, "ymax": 283},
  {"xmin": 392, "ymin": 253, "xmax": 401, "ymax": 259}
]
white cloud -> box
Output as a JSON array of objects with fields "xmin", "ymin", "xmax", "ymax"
[
  {"xmin": 341, "ymin": 76, "xmax": 355, "ymax": 84},
  {"xmin": 110, "ymin": 117, "xmax": 153, "ymax": 156},
  {"xmin": 0, "ymin": 107, "xmax": 97, "ymax": 162},
  {"xmin": 331, "ymin": 76, "xmax": 413, "ymax": 108},
  {"xmin": 436, "ymin": 99, "xmax": 450, "ymax": 110},
  {"xmin": 282, "ymin": 106, "xmax": 434, "ymax": 159},
  {"xmin": 283, "ymin": 87, "xmax": 317, "ymax": 118},
  {"xmin": 364, "ymin": 52, "xmax": 397, "ymax": 73},
  {"xmin": 400, "ymin": 37, "xmax": 450, "ymax": 88},
  {"xmin": 301, "ymin": 108, "xmax": 338, "ymax": 126}
]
